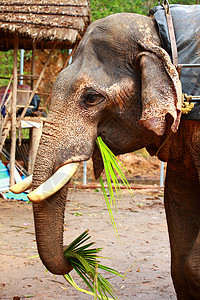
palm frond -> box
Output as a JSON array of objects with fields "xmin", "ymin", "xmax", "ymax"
[
  {"xmin": 96, "ymin": 136, "xmax": 133, "ymax": 233},
  {"xmin": 63, "ymin": 229, "xmax": 122, "ymax": 299},
  {"xmin": 62, "ymin": 138, "xmax": 133, "ymax": 298}
]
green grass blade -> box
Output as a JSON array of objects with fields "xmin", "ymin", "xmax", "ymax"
[
  {"xmin": 72, "ymin": 264, "xmax": 94, "ymax": 291},
  {"xmin": 99, "ymin": 176, "xmax": 118, "ymax": 236},
  {"xmin": 73, "ymin": 242, "xmax": 97, "ymax": 252},
  {"xmin": 101, "ymin": 153, "xmax": 115, "ymax": 207},
  {"xmin": 64, "ymin": 229, "xmax": 89, "ymax": 252},
  {"xmin": 111, "ymin": 158, "xmax": 131, "ymax": 189},
  {"xmin": 97, "ymin": 264, "xmax": 123, "ymax": 277}
]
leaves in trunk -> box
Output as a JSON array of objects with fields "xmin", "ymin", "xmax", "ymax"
[{"xmin": 63, "ymin": 229, "xmax": 122, "ymax": 299}]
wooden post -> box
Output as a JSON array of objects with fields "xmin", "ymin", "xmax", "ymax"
[
  {"xmin": 28, "ymin": 123, "xmax": 43, "ymax": 174},
  {"xmin": 0, "ymin": 75, "xmax": 13, "ymax": 110},
  {"xmin": 28, "ymin": 128, "xmax": 33, "ymax": 175},
  {"xmin": 31, "ymin": 41, "xmax": 36, "ymax": 90},
  {"xmin": 1, "ymin": 91, "xmax": 12, "ymax": 129},
  {"xmin": 0, "ymin": 76, "xmax": 13, "ymax": 138},
  {"xmin": 10, "ymin": 36, "xmax": 18, "ymax": 186}
]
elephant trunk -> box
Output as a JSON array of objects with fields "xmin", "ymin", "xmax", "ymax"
[
  {"xmin": 31, "ymin": 117, "xmax": 95, "ymax": 275},
  {"xmin": 33, "ymin": 185, "xmax": 72, "ymax": 275},
  {"xmin": 32, "ymin": 128, "xmax": 73, "ymax": 275}
]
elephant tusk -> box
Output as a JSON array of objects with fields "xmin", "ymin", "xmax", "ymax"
[
  {"xmin": 27, "ymin": 163, "xmax": 79, "ymax": 203},
  {"xmin": 10, "ymin": 175, "xmax": 33, "ymax": 194}
]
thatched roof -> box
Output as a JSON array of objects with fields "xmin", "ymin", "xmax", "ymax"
[{"xmin": 0, "ymin": 0, "xmax": 91, "ymax": 50}]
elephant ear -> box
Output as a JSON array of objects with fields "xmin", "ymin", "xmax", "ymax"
[{"xmin": 136, "ymin": 41, "xmax": 182, "ymax": 136}]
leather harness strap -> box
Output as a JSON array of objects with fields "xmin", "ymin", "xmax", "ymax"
[
  {"xmin": 163, "ymin": 1, "xmax": 178, "ymax": 66},
  {"xmin": 162, "ymin": 1, "xmax": 195, "ymax": 114}
]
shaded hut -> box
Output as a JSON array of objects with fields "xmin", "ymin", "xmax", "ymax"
[
  {"xmin": 0, "ymin": 0, "xmax": 91, "ymax": 186},
  {"xmin": 0, "ymin": 0, "xmax": 91, "ymax": 50}
]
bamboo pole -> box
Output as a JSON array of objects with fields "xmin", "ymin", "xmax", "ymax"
[
  {"xmin": 10, "ymin": 36, "xmax": 18, "ymax": 186},
  {"xmin": 0, "ymin": 77, "xmax": 11, "ymax": 80},
  {"xmin": 18, "ymin": 41, "xmax": 57, "ymax": 124},
  {"xmin": 28, "ymin": 123, "xmax": 43, "ymax": 174},
  {"xmin": 28, "ymin": 128, "xmax": 33, "ymax": 175},
  {"xmin": 31, "ymin": 41, "xmax": 36, "ymax": 90},
  {"xmin": 17, "ymin": 74, "xmax": 39, "ymax": 78},
  {"xmin": 0, "ymin": 77, "xmax": 13, "ymax": 136},
  {"xmin": 0, "ymin": 75, "xmax": 13, "ymax": 110},
  {"xmin": 16, "ymin": 90, "xmax": 50, "ymax": 96},
  {"xmin": 2, "ymin": 91, "xmax": 12, "ymax": 130}
]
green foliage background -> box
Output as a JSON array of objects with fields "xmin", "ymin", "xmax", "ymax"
[
  {"xmin": 90, "ymin": 0, "xmax": 198, "ymax": 21},
  {"xmin": 0, "ymin": 0, "xmax": 198, "ymax": 85},
  {"xmin": 0, "ymin": 51, "xmax": 19, "ymax": 86},
  {"xmin": 90, "ymin": 0, "xmax": 151, "ymax": 20}
]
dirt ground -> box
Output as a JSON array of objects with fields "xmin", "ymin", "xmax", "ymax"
[{"xmin": 0, "ymin": 184, "xmax": 176, "ymax": 300}]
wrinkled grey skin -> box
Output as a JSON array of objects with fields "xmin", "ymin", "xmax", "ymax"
[{"xmin": 32, "ymin": 13, "xmax": 200, "ymax": 300}]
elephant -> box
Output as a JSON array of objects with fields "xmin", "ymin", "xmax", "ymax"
[{"xmin": 15, "ymin": 12, "xmax": 200, "ymax": 300}]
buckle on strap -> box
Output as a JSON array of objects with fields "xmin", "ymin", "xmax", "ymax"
[
  {"xmin": 182, "ymin": 94, "xmax": 194, "ymax": 114},
  {"xmin": 160, "ymin": 0, "xmax": 170, "ymax": 14}
]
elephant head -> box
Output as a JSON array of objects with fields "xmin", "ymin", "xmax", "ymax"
[{"xmin": 28, "ymin": 13, "xmax": 182, "ymax": 275}]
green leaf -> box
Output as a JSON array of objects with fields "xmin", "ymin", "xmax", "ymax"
[
  {"xmin": 96, "ymin": 136, "xmax": 133, "ymax": 234},
  {"xmin": 63, "ymin": 230, "xmax": 121, "ymax": 299}
]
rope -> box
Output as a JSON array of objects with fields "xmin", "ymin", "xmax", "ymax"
[{"xmin": 155, "ymin": 131, "xmax": 172, "ymax": 157}]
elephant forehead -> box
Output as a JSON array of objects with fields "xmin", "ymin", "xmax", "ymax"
[
  {"xmin": 73, "ymin": 74, "xmax": 136, "ymax": 101},
  {"xmin": 105, "ymin": 80, "xmax": 137, "ymax": 108}
]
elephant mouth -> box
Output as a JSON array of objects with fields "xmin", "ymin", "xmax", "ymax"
[{"xmin": 10, "ymin": 162, "xmax": 79, "ymax": 203}]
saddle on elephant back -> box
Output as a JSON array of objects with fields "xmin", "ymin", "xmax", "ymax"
[{"xmin": 149, "ymin": 4, "xmax": 200, "ymax": 120}]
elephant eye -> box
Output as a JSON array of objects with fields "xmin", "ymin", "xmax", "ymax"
[{"xmin": 83, "ymin": 92, "xmax": 105, "ymax": 107}]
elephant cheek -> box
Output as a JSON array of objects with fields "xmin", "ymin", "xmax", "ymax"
[{"xmin": 139, "ymin": 117, "xmax": 166, "ymax": 136}]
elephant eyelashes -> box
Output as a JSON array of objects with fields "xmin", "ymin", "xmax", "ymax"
[{"xmin": 82, "ymin": 92, "xmax": 105, "ymax": 107}]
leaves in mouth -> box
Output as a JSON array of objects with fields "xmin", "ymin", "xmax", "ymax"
[{"xmin": 96, "ymin": 136, "xmax": 133, "ymax": 235}]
